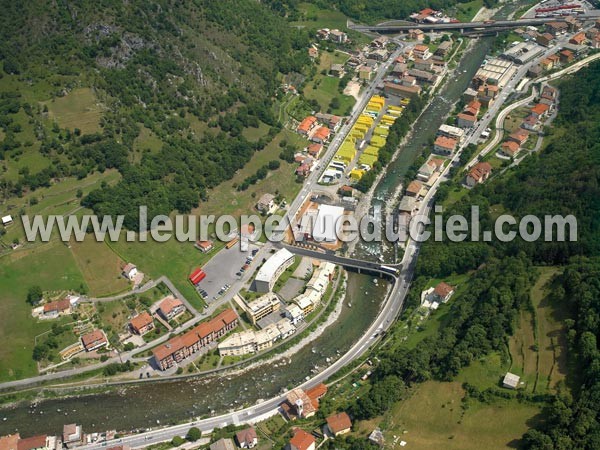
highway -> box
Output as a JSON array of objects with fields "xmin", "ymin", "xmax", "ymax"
[{"xmin": 349, "ymin": 13, "xmax": 600, "ymax": 33}]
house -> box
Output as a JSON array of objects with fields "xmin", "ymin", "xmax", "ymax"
[
  {"xmin": 42, "ymin": 298, "xmax": 72, "ymax": 318},
  {"xmin": 400, "ymin": 75, "xmax": 416, "ymax": 86},
  {"xmin": 158, "ymin": 296, "xmax": 185, "ymax": 321},
  {"xmin": 564, "ymin": 16, "xmax": 582, "ymax": 32},
  {"xmin": 539, "ymin": 58, "xmax": 553, "ymax": 71},
  {"xmin": 285, "ymin": 303, "xmax": 304, "ymax": 325},
  {"xmin": 297, "ymin": 116, "xmax": 317, "ymax": 136},
  {"xmin": 122, "ymin": 263, "xmax": 138, "ymax": 281},
  {"xmin": 306, "ymin": 383, "xmax": 328, "ymax": 409},
  {"xmin": 195, "ymin": 240, "xmax": 213, "ymax": 253},
  {"xmin": 546, "ymin": 21, "xmax": 568, "ymax": 36},
  {"xmin": 431, "ymin": 282, "xmax": 455, "ymax": 303},
  {"xmin": 569, "ymin": 32, "xmax": 586, "ymax": 46},
  {"xmin": 559, "ymin": 49, "xmax": 574, "ymax": 64},
  {"xmin": 1, "ymin": 215, "xmax": 13, "ymax": 226},
  {"xmin": 368, "ymin": 429, "xmax": 385, "ymax": 447},
  {"xmin": 408, "ymin": 29, "xmax": 425, "ymax": 41},
  {"xmin": 62, "ymin": 424, "xmax": 82, "ymax": 448},
  {"xmin": 316, "ymin": 28, "xmax": 330, "ymax": 40},
  {"xmin": 289, "ymin": 429, "xmax": 315, "ymax": 450},
  {"xmin": 413, "ymin": 57, "xmax": 433, "ymax": 71},
  {"xmin": 405, "ymin": 180, "xmax": 423, "ymax": 197},
  {"xmin": 1, "ymin": 434, "xmax": 20, "ymax": 450},
  {"xmin": 358, "ymin": 65, "xmax": 373, "ymax": 80},
  {"xmin": 210, "ymin": 438, "xmax": 236, "ymax": 450},
  {"xmin": 383, "ymin": 82, "xmax": 421, "ymax": 99},
  {"xmin": 330, "ymin": 64, "xmax": 344, "ymax": 77},
  {"xmin": 329, "ymin": 29, "xmax": 347, "ymax": 43},
  {"xmin": 129, "ymin": 311, "xmax": 154, "ymax": 336},
  {"xmin": 283, "ymin": 388, "xmax": 317, "ymax": 419},
  {"xmin": 81, "ymin": 329, "xmax": 108, "ymax": 352},
  {"xmin": 311, "ymin": 126, "xmax": 330, "ymax": 144},
  {"xmin": 417, "ymin": 158, "xmax": 443, "ymax": 181},
  {"xmin": 501, "ymin": 140, "xmax": 521, "ymax": 157},
  {"xmin": 536, "ymin": 33, "xmax": 554, "ymax": 47},
  {"xmin": 256, "ymin": 193, "xmax": 276, "ymax": 213},
  {"xmin": 308, "ymin": 47, "xmax": 318, "ymax": 59},
  {"xmin": 503, "ymin": 372, "xmax": 521, "ymax": 389},
  {"xmin": 527, "ymin": 64, "xmax": 542, "ymax": 78},
  {"xmin": 325, "ymin": 412, "xmax": 352, "ymax": 437},
  {"xmin": 15, "ymin": 436, "xmax": 48, "ymax": 450},
  {"xmin": 541, "ymin": 86, "xmax": 557, "ymax": 104},
  {"xmin": 436, "ymin": 40, "xmax": 452, "ymax": 57},
  {"xmin": 521, "ymin": 114, "xmax": 539, "ymax": 131},
  {"xmin": 433, "ymin": 136, "xmax": 457, "ymax": 155},
  {"xmin": 235, "ymin": 428, "xmax": 257, "ymax": 449},
  {"xmin": 407, "ymin": 68, "xmax": 437, "ymax": 84},
  {"xmin": 457, "ymin": 113, "xmax": 476, "ymax": 128},
  {"xmin": 464, "ymin": 100, "xmax": 481, "ymax": 117},
  {"xmin": 296, "ymin": 163, "xmax": 311, "ymax": 177},
  {"xmin": 466, "ymin": 162, "xmax": 492, "ymax": 187},
  {"xmin": 307, "ymin": 143, "xmax": 323, "ymax": 158},
  {"xmin": 413, "ymin": 44, "xmax": 432, "ymax": 60},
  {"xmin": 530, "ymin": 103, "xmax": 550, "ymax": 118},
  {"xmin": 508, "ymin": 130, "xmax": 529, "ymax": 146}
]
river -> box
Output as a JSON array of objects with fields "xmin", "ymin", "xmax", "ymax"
[{"xmin": 0, "ymin": 273, "xmax": 387, "ymax": 436}]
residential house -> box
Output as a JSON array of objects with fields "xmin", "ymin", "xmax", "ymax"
[
  {"xmin": 559, "ymin": 49, "xmax": 574, "ymax": 64},
  {"xmin": 122, "ymin": 263, "xmax": 138, "ymax": 281},
  {"xmin": 413, "ymin": 57, "xmax": 433, "ymax": 71},
  {"xmin": 398, "ymin": 196, "xmax": 417, "ymax": 216},
  {"xmin": 368, "ymin": 429, "xmax": 385, "ymax": 447},
  {"xmin": 329, "ymin": 29, "xmax": 348, "ymax": 43},
  {"xmin": 195, "ymin": 240, "xmax": 214, "ymax": 252},
  {"xmin": 503, "ymin": 372, "xmax": 520, "ymax": 389},
  {"xmin": 501, "ymin": 140, "xmax": 521, "ymax": 158},
  {"xmin": 316, "ymin": 29, "xmax": 330, "ymax": 40},
  {"xmin": 431, "ymin": 282, "xmax": 455, "ymax": 303},
  {"xmin": 1, "ymin": 215, "xmax": 13, "ymax": 227},
  {"xmin": 325, "ymin": 412, "xmax": 352, "ymax": 437},
  {"xmin": 564, "ymin": 16, "xmax": 582, "ymax": 32},
  {"xmin": 438, "ymin": 124, "xmax": 465, "ymax": 142},
  {"xmin": 129, "ymin": 311, "xmax": 155, "ymax": 336},
  {"xmin": 508, "ymin": 129, "xmax": 529, "ymax": 146},
  {"xmin": 330, "ymin": 64, "xmax": 344, "ymax": 77},
  {"xmin": 368, "ymin": 48, "xmax": 388, "ymax": 61},
  {"xmin": 289, "ymin": 430, "xmax": 315, "ymax": 450},
  {"xmin": 305, "ymin": 383, "xmax": 328, "ymax": 409},
  {"xmin": 435, "ymin": 40, "xmax": 452, "ymax": 57},
  {"xmin": 307, "ymin": 143, "xmax": 323, "ymax": 158},
  {"xmin": 285, "ymin": 303, "xmax": 304, "ymax": 325},
  {"xmin": 210, "ymin": 439, "xmax": 236, "ymax": 450},
  {"xmin": 157, "ymin": 296, "xmax": 185, "ymax": 321},
  {"xmin": 521, "ymin": 114, "xmax": 539, "ymax": 131},
  {"xmin": 311, "ymin": 126, "xmax": 330, "ymax": 144},
  {"xmin": 400, "ymin": 75, "xmax": 416, "ymax": 86},
  {"xmin": 433, "ymin": 136, "xmax": 457, "ymax": 155},
  {"xmin": 413, "ymin": 44, "xmax": 432, "ymax": 60},
  {"xmin": 358, "ymin": 65, "xmax": 373, "ymax": 80},
  {"xmin": 0, "ymin": 434, "xmax": 20, "ymax": 450},
  {"xmin": 408, "ymin": 29, "xmax": 425, "ymax": 41},
  {"xmin": 407, "ymin": 68, "xmax": 437, "ymax": 84},
  {"xmin": 405, "ymin": 180, "xmax": 423, "ymax": 197},
  {"xmin": 541, "ymin": 85, "xmax": 557, "ymax": 104},
  {"xmin": 417, "ymin": 157, "xmax": 443, "ymax": 181},
  {"xmin": 81, "ymin": 329, "xmax": 108, "ymax": 352},
  {"xmin": 315, "ymin": 113, "xmax": 341, "ymax": 130},
  {"xmin": 457, "ymin": 113, "xmax": 476, "ymax": 128},
  {"xmin": 530, "ymin": 103, "xmax": 550, "ymax": 119},
  {"xmin": 536, "ymin": 32, "xmax": 554, "ymax": 47},
  {"xmin": 15, "ymin": 436, "xmax": 48, "ymax": 450},
  {"xmin": 42, "ymin": 298, "xmax": 72, "ymax": 318},
  {"xmin": 297, "ymin": 116, "xmax": 317, "ymax": 136},
  {"xmin": 466, "ymin": 162, "xmax": 492, "ymax": 187},
  {"xmin": 383, "ymin": 82, "xmax": 421, "ymax": 99},
  {"xmin": 546, "ymin": 21, "xmax": 568, "ymax": 36},
  {"xmin": 569, "ymin": 32, "xmax": 586, "ymax": 46},
  {"xmin": 528, "ymin": 64, "xmax": 542, "ymax": 77},
  {"xmin": 257, "ymin": 193, "xmax": 275, "ymax": 213},
  {"xmin": 391, "ymin": 63, "xmax": 407, "ymax": 77},
  {"xmin": 539, "ymin": 58, "xmax": 553, "ymax": 71},
  {"xmin": 62, "ymin": 424, "xmax": 82, "ymax": 449},
  {"xmin": 308, "ymin": 47, "xmax": 318, "ymax": 59},
  {"xmin": 235, "ymin": 428, "xmax": 257, "ymax": 449},
  {"xmin": 282, "ymin": 388, "xmax": 317, "ymax": 419}
]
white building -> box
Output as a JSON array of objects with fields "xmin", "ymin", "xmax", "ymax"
[
  {"xmin": 254, "ymin": 248, "xmax": 295, "ymax": 293},
  {"xmin": 285, "ymin": 303, "xmax": 304, "ymax": 325},
  {"xmin": 438, "ymin": 124, "xmax": 465, "ymax": 143},
  {"xmin": 313, "ymin": 204, "xmax": 345, "ymax": 242},
  {"xmin": 503, "ymin": 372, "xmax": 521, "ymax": 389},
  {"xmin": 1, "ymin": 215, "xmax": 13, "ymax": 226},
  {"xmin": 122, "ymin": 263, "xmax": 138, "ymax": 281}
]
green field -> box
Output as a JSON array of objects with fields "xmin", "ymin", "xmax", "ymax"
[
  {"xmin": 69, "ymin": 238, "xmax": 131, "ymax": 297},
  {"xmin": 0, "ymin": 242, "xmax": 87, "ymax": 381},
  {"xmin": 44, "ymin": 87, "xmax": 105, "ymax": 134},
  {"xmin": 453, "ymin": 0, "xmax": 484, "ymax": 22},
  {"xmin": 364, "ymin": 380, "xmax": 540, "ymax": 450}
]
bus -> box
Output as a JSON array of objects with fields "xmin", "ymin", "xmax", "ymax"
[{"xmin": 225, "ymin": 237, "xmax": 239, "ymax": 249}]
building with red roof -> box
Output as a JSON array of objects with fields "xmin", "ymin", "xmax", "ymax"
[
  {"xmin": 81, "ymin": 329, "xmax": 108, "ymax": 352},
  {"xmin": 129, "ymin": 311, "xmax": 155, "ymax": 336},
  {"xmin": 297, "ymin": 116, "xmax": 317, "ymax": 136},
  {"xmin": 289, "ymin": 429, "xmax": 315, "ymax": 450},
  {"xmin": 158, "ymin": 296, "xmax": 186, "ymax": 320},
  {"xmin": 466, "ymin": 162, "xmax": 492, "ymax": 187},
  {"xmin": 325, "ymin": 412, "xmax": 353, "ymax": 437}
]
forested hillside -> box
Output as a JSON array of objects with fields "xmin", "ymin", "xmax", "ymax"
[
  {"xmin": 351, "ymin": 62, "xmax": 600, "ymax": 446},
  {"xmin": 0, "ymin": 0, "xmax": 310, "ymax": 228}
]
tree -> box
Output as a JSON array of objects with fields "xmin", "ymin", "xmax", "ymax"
[
  {"xmin": 171, "ymin": 436, "xmax": 185, "ymax": 447},
  {"xmin": 186, "ymin": 427, "xmax": 202, "ymax": 442},
  {"xmin": 27, "ymin": 285, "xmax": 43, "ymax": 305}
]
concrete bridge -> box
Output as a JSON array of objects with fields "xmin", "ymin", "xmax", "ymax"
[
  {"xmin": 281, "ymin": 243, "xmax": 401, "ymax": 278},
  {"xmin": 349, "ymin": 14, "xmax": 598, "ymax": 34}
]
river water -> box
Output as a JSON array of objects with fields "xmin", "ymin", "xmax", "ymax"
[{"xmin": 0, "ymin": 273, "xmax": 388, "ymax": 436}]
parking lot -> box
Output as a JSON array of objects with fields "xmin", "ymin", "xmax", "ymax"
[{"xmin": 195, "ymin": 243, "xmax": 260, "ymax": 304}]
